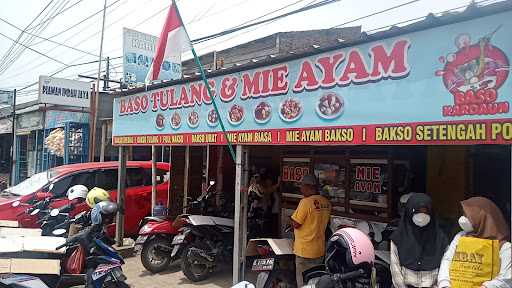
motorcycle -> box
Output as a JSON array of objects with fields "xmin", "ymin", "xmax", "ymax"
[
  {"xmin": 247, "ymin": 238, "xmax": 296, "ymax": 288},
  {"xmin": 135, "ymin": 216, "xmax": 179, "ymax": 273},
  {"xmin": 55, "ymin": 225, "xmax": 129, "ymax": 288},
  {"xmin": 170, "ymin": 180, "xmax": 235, "ymax": 282},
  {"xmin": 303, "ymin": 266, "xmax": 376, "ymax": 288}
]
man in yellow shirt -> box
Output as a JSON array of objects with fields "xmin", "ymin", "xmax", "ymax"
[{"xmin": 291, "ymin": 174, "xmax": 331, "ymax": 287}]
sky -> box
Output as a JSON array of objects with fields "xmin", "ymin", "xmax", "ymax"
[{"xmin": 0, "ymin": 0, "xmax": 499, "ymax": 103}]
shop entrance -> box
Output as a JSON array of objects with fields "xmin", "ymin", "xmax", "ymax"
[{"xmin": 246, "ymin": 145, "xmax": 511, "ymax": 241}]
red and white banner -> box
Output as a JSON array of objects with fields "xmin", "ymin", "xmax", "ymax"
[{"xmin": 146, "ymin": 2, "xmax": 192, "ymax": 82}]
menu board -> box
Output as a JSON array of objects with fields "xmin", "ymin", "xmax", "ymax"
[
  {"xmin": 281, "ymin": 158, "xmax": 311, "ymax": 198},
  {"xmin": 349, "ymin": 159, "xmax": 389, "ymax": 209}
]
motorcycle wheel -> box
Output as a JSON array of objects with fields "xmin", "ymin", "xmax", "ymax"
[
  {"xmin": 181, "ymin": 243, "xmax": 212, "ymax": 282},
  {"xmin": 141, "ymin": 237, "xmax": 172, "ymax": 273}
]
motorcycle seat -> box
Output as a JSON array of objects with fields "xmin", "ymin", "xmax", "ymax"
[{"xmin": 144, "ymin": 216, "xmax": 166, "ymax": 222}]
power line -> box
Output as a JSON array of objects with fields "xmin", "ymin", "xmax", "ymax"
[
  {"xmin": 1, "ymin": 0, "xmax": 128, "ymax": 83},
  {"xmin": 25, "ymin": 0, "xmax": 85, "ymax": 33},
  {"xmin": 0, "ymin": 31, "xmax": 68, "ymax": 66},
  {"xmin": 0, "ymin": 0, "xmax": 70, "ymax": 74},
  {"xmin": 0, "ymin": 16, "xmax": 98, "ymax": 57},
  {"xmin": 329, "ymin": 0, "xmax": 422, "ymax": 29},
  {"xmin": 364, "ymin": 0, "xmax": 496, "ymax": 33},
  {"xmin": 192, "ymin": 0, "xmax": 341, "ymax": 44},
  {"xmin": 17, "ymin": 56, "xmax": 122, "ymax": 91},
  {"xmin": 31, "ymin": 0, "xmax": 124, "ymax": 46},
  {"xmin": 0, "ymin": 0, "xmax": 56, "ymax": 72}
]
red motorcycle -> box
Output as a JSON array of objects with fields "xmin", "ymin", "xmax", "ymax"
[{"xmin": 135, "ymin": 216, "xmax": 181, "ymax": 273}]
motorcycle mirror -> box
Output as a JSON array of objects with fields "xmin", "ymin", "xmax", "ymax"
[
  {"xmin": 209, "ymin": 180, "xmax": 215, "ymax": 186},
  {"xmin": 52, "ymin": 229, "xmax": 66, "ymax": 236},
  {"xmin": 50, "ymin": 209, "xmax": 59, "ymax": 217},
  {"xmin": 12, "ymin": 201, "xmax": 20, "ymax": 207},
  {"xmin": 30, "ymin": 208, "xmax": 40, "ymax": 216}
]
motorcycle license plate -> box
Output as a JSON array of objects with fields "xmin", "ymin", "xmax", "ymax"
[
  {"xmin": 172, "ymin": 234, "xmax": 185, "ymax": 245},
  {"xmin": 252, "ymin": 258, "xmax": 274, "ymax": 271}
]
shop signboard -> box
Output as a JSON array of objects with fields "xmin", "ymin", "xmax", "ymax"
[
  {"xmin": 38, "ymin": 76, "xmax": 90, "ymax": 108},
  {"xmin": 0, "ymin": 90, "xmax": 13, "ymax": 106},
  {"xmin": 113, "ymin": 10, "xmax": 512, "ymax": 146},
  {"xmin": 44, "ymin": 110, "xmax": 89, "ymax": 129},
  {"xmin": 122, "ymin": 28, "xmax": 182, "ymax": 85}
]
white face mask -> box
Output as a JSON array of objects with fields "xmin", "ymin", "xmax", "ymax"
[
  {"xmin": 412, "ymin": 213, "xmax": 431, "ymax": 227},
  {"xmin": 458, "ymin": 216, "xmax": 474, "ymax": 232}
]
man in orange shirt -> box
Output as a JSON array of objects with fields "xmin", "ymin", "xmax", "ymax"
[{"xmin": 291, "ymin": 174, "xmax": 331, "ymax": 287}]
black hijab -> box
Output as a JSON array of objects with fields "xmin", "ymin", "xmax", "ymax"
[{"xmin": 390, "ymin": 193, "xmax": 448, "ymax": 271}]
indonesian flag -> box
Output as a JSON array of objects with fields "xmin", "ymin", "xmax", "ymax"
[{"xmin": 145, "ymin": 1, "xmax": 192, "ymax": 82}]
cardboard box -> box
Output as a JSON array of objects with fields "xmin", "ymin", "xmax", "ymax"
[
  {"xmin": 0, "ymin": 236, "xmax": 65, "ymax": 254},
  {"xmin": 0, "ymin": 220, "xmax": 19, "ymax": 228},
  {"xmin": 246, "ymin": 238, "xmax": 294, "ymax": 257},
  {"xmin": 0, "ymin": 228, "xmax": 42, "ymax": 237},
  {"xmin": 0, "ymin": 258, "xmax": 60, "ymax": 275}
]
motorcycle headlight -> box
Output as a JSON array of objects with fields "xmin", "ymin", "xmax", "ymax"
[{"xmin": 139, "ymin": 224, "xmax": 151, "ymax": 234}]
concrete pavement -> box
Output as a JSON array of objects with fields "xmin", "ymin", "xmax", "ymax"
[{"xmin": 123, "ymin": 255, "xmax": 233, "ymax": 288}]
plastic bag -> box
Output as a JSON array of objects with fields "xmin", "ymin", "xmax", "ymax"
[{"xmin": 65, "ymin": 245, "xmax": 85, "ymax": 274}]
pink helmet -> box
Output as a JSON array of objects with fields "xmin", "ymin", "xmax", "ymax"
[{"xmin": 326, "ymin": 228, "xmax": 375, "ymax": 274}]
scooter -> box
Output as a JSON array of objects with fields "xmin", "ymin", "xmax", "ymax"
[
  {"xmin": 170, "ymin": 181, "xmax": 235, "ymax": 282},
  {"xmin": 248, "ymin": 238, "xmax": 296, "ymax": 288},
  {"xmin": 56, "ymin": 225, "xmax": 129, "ymax": 288}
]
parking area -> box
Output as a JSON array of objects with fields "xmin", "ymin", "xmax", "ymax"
[{"xmin": 123, "ymin": 255, "xmax": 233, "ymax": 288}]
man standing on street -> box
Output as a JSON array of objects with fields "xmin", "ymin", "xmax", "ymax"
[{"xmin": 291, "ymin": 174, "xmax": 332, "ymax": 287}]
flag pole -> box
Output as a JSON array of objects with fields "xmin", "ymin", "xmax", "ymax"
[{"xmin": 173, "ymin": 1, "xmax": 236, "ymax": 162}]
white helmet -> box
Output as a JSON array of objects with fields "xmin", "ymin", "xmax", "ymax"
[{"xmin": 67, "ymin": 185, "xmax": 88, "ymax": 201}]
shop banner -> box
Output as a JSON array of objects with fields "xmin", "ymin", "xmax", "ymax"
[
  {"xmin": 38, "ymin": 76, "xmax": 90, "ymax": 108},
  {"xmin": 113, "ymin": 11, "xmax": 512, "ymax": 145},
  {"xmin": 44, "ymin": 110, "xmax": 89, "ymax": 129},
  {"xmin": 122, "ymin": 28, "xmax": 182, "ymax": 85}
]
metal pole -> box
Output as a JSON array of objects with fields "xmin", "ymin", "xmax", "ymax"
[
  {"xmin": 240, "ymin": 147, "xmax": 249, "ymax": 280},
  {"xmin": 205, "ymin": 145, "xmax": 210, "ymax": 182},
  {"xmin": 100, "ymin": 121, "xmax": 106, "ymax": 162},
  {"xmin": 92, "ymin": 0, "xmax": 108, "ymax": 163},
  {"xmin": 183, "ymin": 146, "xmax": 190, "ymax": 213},
  {"xmin": 116, "ymin": 146, "xmax": 127, "ymax": 246},
  {"xmin": 167, "ymin": 146, "xmax": 172, "ymax": 210},
  {"xmin": 151, "ymin": 145, "xmax": 157, "ymax": 215},
  {"xmin": 104, "ymin": 56, "xmax": 110, "ymax": 91},
  {"xmin": 10, "ymin": 89, "xmax": 16, "ymax": 186},
  {"xmin": 233, "ymin": 145, "xmax": 243, "ymax": 285}
]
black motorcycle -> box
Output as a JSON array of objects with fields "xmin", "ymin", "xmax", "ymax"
[{"xmin": 170, "ymin": 181, "xmax": 234, "ymax": 282}]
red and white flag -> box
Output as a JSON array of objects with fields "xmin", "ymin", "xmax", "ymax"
[{"xmin": 145, "ymin": 1, "xmax": 192, "ymax": 82}]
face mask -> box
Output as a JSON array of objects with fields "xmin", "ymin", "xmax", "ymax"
[
  {"xmin": 412, "ymin": 213, "xmax": 431, "ymax": 227},
  {"xmin": 458, "ymin": 216, "xmax": 474, "ymax": 232}
]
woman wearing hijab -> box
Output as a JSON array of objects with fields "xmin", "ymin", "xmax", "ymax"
[
  {"xmin": 438, "ymin": 197, "xmax": 511, "ymax": 288},
  {"xmin": 390, "ymin": 193, "xmax": 449, "ymax": 288}
]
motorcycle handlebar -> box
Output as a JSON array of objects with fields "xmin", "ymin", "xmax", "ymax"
[{"xmin": 332, "ymin": 269, "xmax": 365, "ymax": 281}]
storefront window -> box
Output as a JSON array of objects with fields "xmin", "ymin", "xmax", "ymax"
[
  {"xmin": 281, "ymin": 157, "xmax": 311, "ymax": 198},
  {"xmin": 349, "ymin": 159, "xmax": 389, "ymax": 217},
  {"xmin": 314, "ymin": 163, "xmax": 346, "ymax": 204}
]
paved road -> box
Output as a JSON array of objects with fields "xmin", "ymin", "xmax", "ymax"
[{"xmin": 123, "ymin": 255, "xmax": 233, "ymax": 288}]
